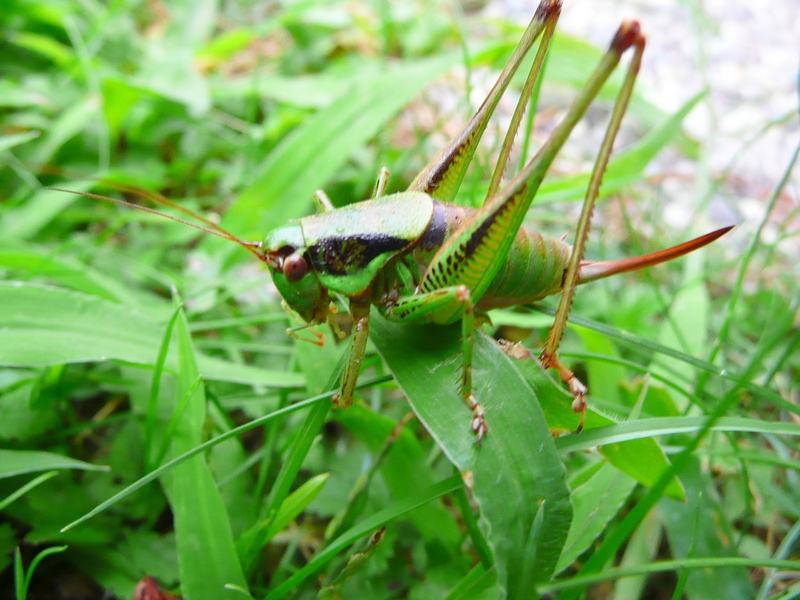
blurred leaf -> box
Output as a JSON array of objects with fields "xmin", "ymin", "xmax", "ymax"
[
  {"xmin": 659, "ymin": 457, "xmax": 754, "ymax": 599},
  {"xmin": 0, "ymin": 282, "xmax": 303, "ymax": 388},
  {"xmin": 28, "ymin": 97, "xmax": 98, "ymax": 166},
  {"xmin": 547, "ymin": 31, "xmax": 700, "ymax": 158},
  {"xmin": 101, "ymin": 78, "xmax": 143, "ymax": 142},
  {"xmin": 212, "ymin": 72, "xmax": 351, "ymax": 109},
  {"xmin": 0, "ymin": 382, "xmax": 60, "ymax": 442},
  {"xmin": 0, "ymin": 281, "xmax": 164, "ymax": 365},
  {"xmin": 222, "ymin": 54, "xmax": 461, "ymax": 239},
  {"xmin": 0, "ymin": 81, "xmax": 50, "ymax": 109},
  {"xmin": 652, "ymin": 252, "xmax": 711, "ymax": 409},
  {"xmin": 611, "ymin": 509, "xmax": 662, "ymax": 600},
  {"xmin": 619, "ymin": 380, "xmax": 680, "ymax": 416},
  {"xmin": 0, "ymin": 181, "xmax": 93, "ymax": 240},
  {"xmin": 9, "ymin": 31, "xmax": 75, "ymax": 67},
  {"xmin": 0, "ymin": 131, "xmax": 40, "ymax": 154},
  {"xmin": 535, "ymin": 90, "xmax": 705, "ymax": 204},
  {"xmin": 196, "ymin": 28, "xmax": 255, "ymax": 68},
  {"xmin": 575, "ymin": 327, "xmax": 625, "ymax": 406},
  {"xmin": 132, "ymin": 50, "xmax": 211, "ymax": 116},
  {"xmin": 0, "ymin": 242, "xmax": 134, "ymax": 302},
  {"xmin": 0, "ymin": 450, "xmax": 107, "ymax": 478}
]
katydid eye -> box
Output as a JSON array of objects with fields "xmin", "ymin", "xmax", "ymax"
[{"xmin": 283, "ymin": 254, "xmax": 308, "ymax": 281}]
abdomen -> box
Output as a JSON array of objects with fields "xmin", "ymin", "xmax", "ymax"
[{"xmin": 475, "ymin": 225, "xmax": 572, "ymax": 310}]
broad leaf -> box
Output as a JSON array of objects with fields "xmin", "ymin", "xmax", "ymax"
[{"xmin": 370, "ymin": 315, "xmax": 572, "ymax": 595}]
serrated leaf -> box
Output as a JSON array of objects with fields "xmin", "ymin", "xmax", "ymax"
[{"xmin": 370, "ymin": 315, "xmax": 572, "ymax": 594}]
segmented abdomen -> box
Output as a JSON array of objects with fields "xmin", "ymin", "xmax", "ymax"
[{"xmin": 475, "ymin": 225, "xmax": 572, "ymax": 310}]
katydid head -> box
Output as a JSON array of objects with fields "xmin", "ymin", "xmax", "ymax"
[{"xmin": 262, "ymin": 224, "xmax": 331, "ymax": 325}]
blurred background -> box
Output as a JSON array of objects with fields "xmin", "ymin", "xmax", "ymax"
[{"xmin": 1, "ymin": 0, "xmax": 798, "ymax": 597}]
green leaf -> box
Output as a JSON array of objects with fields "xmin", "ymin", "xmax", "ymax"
[
  {"xmin": 553, "ymin": 417, "xmax": 800, "ymax": 450},
  {"xmin": 28, "ymin": 97, "xmax": 98, "ymax": 166},
  {"xmin": 659, "ymin": 457, "xmax": 755, "ymax": 599},
  {"xmin": 337, "ymin": 406, "xmax": 463, "ymax": 548},
  {"xmin": 159, "ymin": 297, "xmax": 248, "ymax": 598},
  {"xmin": 0, "ymin": 472, "xmax": 59, "ymax": 511},
  {"xmin": 370, "ymin": 315, "xmax": 572, "ymax": 595},
  {"xmin": 0, "ymin": 131, "xmax": 40, "ymax": 154},
  {"xmin": 0, "ymin": 242, "xmax": 133, "ymax": 302},
  {"xmin": 611, "ymin": 509, "xmax": 662, "ymax": 600},
  {"xmin": 0, "ymin": 282, "xmax": 303, "ymax": 388},
  {"xmin": 101, "ymin": 78, "xmax": 144, "ymax": 142},
  {"xmin": 267, "ymin": 473, "xmax": 329, "ymax": 540},
  {"xmin": 575, "ymin": 326, "xmax": 625, "ymax": 406},
  {"xmin": 556, "ymin": 463, "xmax": 636, "ymax": 572},
  {"xmin": 212, "ymin": 72, "xmax": 352, "ymax": 109},
  {"xmin": 0, "ymin": 281, "xmax": 164, "ymax": 366},
  {"xmin": 235, "ymin": 473, "xmax": 330, "ymax": 561},
  {"xmin": 15, "ymin": 545, "xmax": 68, "ymax": 600},
  {"xmin": 10, "ymin": 31, "xmax": 75, "ymax": 67},
  {"xmin": 652, "ymin": 252, "xmax": 711, "ymax": 410},
  {"xmin": 546, "ymin": 31, "xmax": 700, "ymax": 157},
  {"xmin": 196, "ymin": 28, "xmax": 255, "ymax": 67},
  {"xmin": 60, "ymin": 387, "xmax": 343, "ymax": 534},
  {"xmin": 265, "ymin": 476, "xmax": 464, "ymax": 600},
  {"xmin": 0, "ymin": 181, "xmax": 94, "ymax": 240},
  {"xmin": 0, "ymin": 450, "xmax": 107, "ymax": 479},
  {"xmin": 505, "ymin": 349, "xmax": 686, "ymax": 501}
]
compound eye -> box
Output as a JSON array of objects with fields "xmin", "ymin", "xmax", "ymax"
[{"xmin": 283, "ymin": 253, "xmax": 308, "ymax": 282}]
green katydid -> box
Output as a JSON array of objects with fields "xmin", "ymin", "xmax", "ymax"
[{"xmin": 60, "ymin": 0, "xmax": 730, "ymax": 441}]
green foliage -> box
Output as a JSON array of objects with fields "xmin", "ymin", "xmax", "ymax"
[{"xmin": 1, "ymin": 0, "xmax": 799, "ymax": 598}]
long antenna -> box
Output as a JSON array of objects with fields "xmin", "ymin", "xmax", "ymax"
[
  {"xmin": 102, "ymin": 181, "xmax": 235, "ymax": 237},
  {"xmin": 49, "ymin": 187, "xmax": 267, "ymax": 262}
]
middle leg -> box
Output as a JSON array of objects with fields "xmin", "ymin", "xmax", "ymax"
[{"xmin": 386, "ymin": 285, "xmax": 487, "ymax": 441}]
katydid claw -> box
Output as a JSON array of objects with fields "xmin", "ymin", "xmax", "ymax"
[
  {"xmin": 568, "ymin": 378, "xmax": 587, "ymax": 410},
  {"xmin": 466, "ymin": 394, "xmax": 488, "ymax": 443},
  {"xmin": 331, "ymin": 391, "xmax": 351, "ymax": 411},
  {"xmin": 567, "ymin": 379, "xmax": 587, "ymax": 433},
  {"xmin": 540, "ymin": 350, "xmax": 589, "ymax": 433},
  {"xmin": 472, "ymin": 417, "xmax": 488, "ymax": 444}
]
